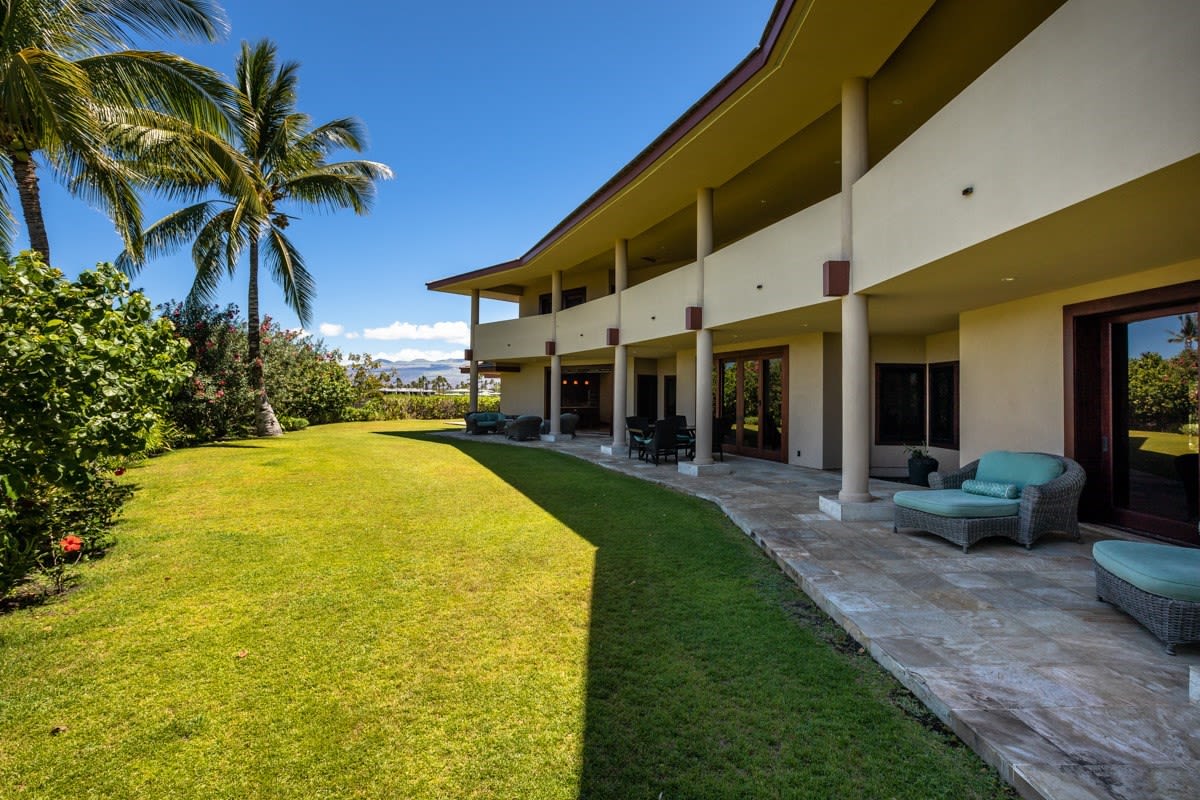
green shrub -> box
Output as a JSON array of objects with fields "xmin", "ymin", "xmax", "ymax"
[
  {"xmin": 0, "ymin": 253, "xmax": 190, "ymax": 598},
  {"xmin": 278, "ymin": 416, "xmax": 310, "ymax": 431},
  {"xmin": 375, "ymin": 394, "xmax": 500, "ymax": 420}
]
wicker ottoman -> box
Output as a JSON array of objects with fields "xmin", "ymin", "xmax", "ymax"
[{"xmin": 1093, "ymin": 540, "xmax": 1200, "ymax": 655}]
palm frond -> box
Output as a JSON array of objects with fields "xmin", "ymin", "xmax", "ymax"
[
  {"xmin": 116, "ymin": 199, "xmax": 223, "ymax": 272},
  {"xmin": 263, "ymin": 225, "xmax": 314, "ymax": 325},
  {"xmin": 283, "ymin": 161, "xmax": 392, "ymax": 214},
  {"xmin": 79, "ymin": 50, "xmax": 235, "ymax": 135}
]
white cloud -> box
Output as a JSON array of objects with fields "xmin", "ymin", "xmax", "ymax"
[
  {"xmin": 362, "ymin": 320, "xmax": 470, "ymax": 345},
  {"xmin": 372, "ymin": 348, "xmax": 464, "ymax": 362},
  {"xmin": 319, "ymin": 322, "xmax": 344, "ymax": 336},
  {"xmin": 345, "ymin": 331, "xmax": 360, "ymax": 339}
]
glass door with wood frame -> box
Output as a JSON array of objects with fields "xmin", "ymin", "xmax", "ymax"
[
  {"xmin": 1108, "ymin": 307, "xmax": 1199, "ymax": 540},
  {"xmin": 716, "ymin": 348, "xmax": 786, "ymax": 461}
]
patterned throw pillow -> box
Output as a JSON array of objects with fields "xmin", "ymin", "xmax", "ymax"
[{"xmin": 961, "ymin": 479, "xmax": 1019, "ymax": 499}]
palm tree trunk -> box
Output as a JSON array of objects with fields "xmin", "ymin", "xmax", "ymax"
[
  {"xmin": 10, "ymin": 152, "xmax": 50, "ymax": 262},
  {"xmin": 247, "ymin": 235, "xmax": 283, "ymax": 437}
]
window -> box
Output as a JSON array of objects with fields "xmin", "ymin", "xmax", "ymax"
[
  {"xmin": 876, "ymin": 364, "xmax": 926, "ymax": 445},
  {"xmin": 928, "ymin": 362, "xmax": 960, "ymax": 449},
  {"xmin": 538, "ymin": 287, "xmax": 586, "ymax": 315},
  {"xmin": 875, "ymin": 361, "xmax": 961, "ymax": 448}
]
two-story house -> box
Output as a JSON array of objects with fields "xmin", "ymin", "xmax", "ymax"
[{"xmin": 428, "ymin": 0, "xmax": 1199, "ymax": 545}]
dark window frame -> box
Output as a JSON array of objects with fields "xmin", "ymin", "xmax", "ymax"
[
  {"xmin": 538, "ymin": 286, "xmax": 587, "ymax": 315},
  {"xmin": 927, "ymin": 361, "xmax": 960, "ymax": 449},
  {"xmin": 875, "ymin": 363, "xmax": 927, "ymax": 446}
]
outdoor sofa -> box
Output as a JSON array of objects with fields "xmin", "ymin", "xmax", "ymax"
[
  {"xmin": 464, "ymin": 411, "xmax": 510, "ymax": 435},
  {"xmin": 893, "ymin": 451, "xmax": 1085, "ymax": 552}
]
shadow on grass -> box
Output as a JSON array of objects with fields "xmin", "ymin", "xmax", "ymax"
[
  {"xmin": 200, "ymin": 441, "xmax": 266, "ymax": 449},
  {"xmin": 374, "ymin": 429, "xmax": 1009, "ymax": 799}
]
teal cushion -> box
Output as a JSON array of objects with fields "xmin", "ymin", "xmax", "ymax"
[
  {"xmin": 1093, "ymin": 540, "xmax": 1200, "ymax": 602},
  {"xmin": 975, "ymin": 451, "xmax": 1063, "ymax": 490},
  {"xmin": 893, "ymin": 489, "xmax": 1020, "ymax": 518},
  {"xmin": 961, "ymin": 479, "xmax": 1019, "ymax": 499}
]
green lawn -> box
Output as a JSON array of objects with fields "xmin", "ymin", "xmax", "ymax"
[{"xmin": 0, "ymin": 421, "xmax": 1014, "ymax": 798}]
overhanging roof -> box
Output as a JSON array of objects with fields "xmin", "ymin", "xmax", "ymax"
[{"xmin": 428, "ymin": 0, "xmax": 1064, "ymax": 300}]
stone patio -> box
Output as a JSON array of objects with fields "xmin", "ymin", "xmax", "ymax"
[{"xmin": 448, "ymin": 427, "xmax": 1200, "ymax": 800}]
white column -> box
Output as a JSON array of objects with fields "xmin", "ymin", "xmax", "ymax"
[
  {"xmin": 469, "ymin": 289, "xmax": 480, "ymax": 414},
  {"xmin": 692, "ymin": 187, "xmax": 715, "ymax": 466},
  {"xmin": 611, "ymin": 239, "xmax": 629, "ymax": 452},
  {"xmin": 839, "ymin": 76, "xmax": 873, "ymax": 502},
  {"xmin": 550, "ymin": 270, "xmax": 562, "ymax": 436}
]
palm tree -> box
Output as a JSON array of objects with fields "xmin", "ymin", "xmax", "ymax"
[
  {"xmin": 1167, "ymin": 313, "xmax": 1198, "ymax": 352},
  {"xmin": 121, "ymin": 39, "xmax": 392, "ymax": 436},
  {"xmin": 0, "ymin": 0, "xmax": 233, "ymax": 263}
]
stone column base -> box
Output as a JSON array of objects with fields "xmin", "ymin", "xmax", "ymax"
[
  {"xmin": 819, "ymin": 494, "xmax": 892, "ymax": 521},
  {"xmin": 539, "ymin": 433, "xmax": 562, "ymax": 443},
  {"xmin": 678, "ymin": 461, "xmax": 732, "ymax": 477}
]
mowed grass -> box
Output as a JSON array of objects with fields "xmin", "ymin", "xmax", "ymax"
[{"xmin": 0, "ymin": 421, "xmax": 1015, "ymax": 799}]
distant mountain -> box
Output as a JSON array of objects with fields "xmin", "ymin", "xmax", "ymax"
[{"xmin": 371, "ymin": 358, "xmax": 468, "ymax": 386}]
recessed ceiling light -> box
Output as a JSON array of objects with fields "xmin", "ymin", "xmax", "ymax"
[
  {"xmin": 1001, "ymin": 277, "xmax": 1016, "ymax": 282},
  {"xmin": 892, "ymin": 99, "xmax": 904, "ymax": 105}
]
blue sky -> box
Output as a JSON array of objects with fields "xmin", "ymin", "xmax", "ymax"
[{"xmin": 29, "ymin": 1, "xmax": 775, "ymax": 361}]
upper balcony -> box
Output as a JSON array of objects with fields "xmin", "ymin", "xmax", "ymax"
[
  {"xmin": 557, "ymin": 294, "xmax": 618, "ymax": 356},
  {"xmin": 853, "ymin": 0, "xmax": 1200, "ymax": 295},
  {"xmin": 620, "ymin": 262, "xmax": 699, "ymax": 344},
  {"xmin": 472, "ymin": 315, "xmax": 552, "ymax": 362}
]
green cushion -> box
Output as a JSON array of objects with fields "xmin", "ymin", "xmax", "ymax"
[
  {"xmin": 961, "ymin": 479, "xmax": 1020, "ymax": 499},
  {"xmin": 893, "ymin": 489, "xmax": 1020, "ymax": 518},
  {"xmin": 1093, "ymin": 540, "xmax": 1200, "ymax": 602},
  {"xmin": 975, "ymin": 451, "xmax": 1063, "ymax": 490}
]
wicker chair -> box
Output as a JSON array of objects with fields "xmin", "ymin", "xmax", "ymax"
[
  {"xmin": 893, "ymin": 453, "xmax": 1086, "ymax": 552},
  {"xmin": 505, "ymin": 415, "xmax": 542, "ymax": 441}
]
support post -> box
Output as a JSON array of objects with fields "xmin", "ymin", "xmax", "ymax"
[
  {"xmin": 469, "ymin": 289, "xmax": 480, "ymax": 414},
  {"xmin": 610, "ymin": 239, "xmax": 629, "ymax": 453},
  {"xmin": 838, "ymin": 76, "xmax": 873, "ymax": 503},
  {"xmin": 679, "ymin": 187, "xmax": 728, "ymax": 475},
  {"xmin": 549, "ymin": 270, "xmax": 563, "ymax": 438}
]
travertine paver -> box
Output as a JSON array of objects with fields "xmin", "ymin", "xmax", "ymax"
[{"xmin": 446, "ymin": 428, "xmax": 1200, "ymax": 800}]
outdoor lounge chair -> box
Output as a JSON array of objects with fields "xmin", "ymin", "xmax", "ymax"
[
  {"xmin": 505, "ymin": 415, "xmax": 542, "ymax": 441},
  {"xmin": 893, "ymin": 451, "xmax": 1085, "ymax": 552}
]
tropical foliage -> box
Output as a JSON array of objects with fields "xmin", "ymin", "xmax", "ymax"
[
  {"xmin": 122, "ymin": 39, "xmax": 391, "ymax": 436},
  {"xmin": 0, "ymin": 252, "xmax": 191, "ymax": 598},
  {"xmin": 0, "ymin": 0, "xmax": 232, "ymax": 262},
  {"xmin": 158, "ymin": 302, "xmax": 372, "ymax": 445}
]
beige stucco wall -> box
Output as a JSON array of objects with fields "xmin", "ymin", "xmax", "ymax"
[
  {"xmin": 853, "ymin": 0, "xmax": 1200, "ymax": 289},
  {"xmin": 557, "ymin": 294, "xmax": 618, "ymax": 355},
  {"xmin": 703, "ymin": 196, "xmax": 841, "ymax": 328},
  {"xmin": 960, "ymin": 258, "xmax": 1200, "ymax": 461},
  {"xmin": 473, "ymin": 315, "xmax": 552, "ymax": 362},
  {"xmin": 621, "ymin": 262, "xmax": 699, "ymax": 343},
  {"xmin": 675, "ymin": 349, "xmax": 698, "ymax": 423},
  {"xmin": 500, "ymin": 365, "xmax": 545, "ymax": 418}
]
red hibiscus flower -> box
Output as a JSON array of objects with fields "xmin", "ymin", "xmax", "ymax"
[{"xmin": 60, "ymin": 536, "xmax": 84, "ymax": 553}]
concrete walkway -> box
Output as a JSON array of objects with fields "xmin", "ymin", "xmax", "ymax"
[{"xmin": 448, "ymin": 428, "xmax": 1200, "ymax": 800}]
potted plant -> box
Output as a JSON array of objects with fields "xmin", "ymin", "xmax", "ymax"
[{"xmin": 904, "ymin": 442, "xmax": 939, "ymax": 486}]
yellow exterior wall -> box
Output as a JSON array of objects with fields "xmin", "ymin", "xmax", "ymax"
[
  {"xmin": 960, "ymin": 259, "xmax": 1200, "ymax": 460},
  {"xmin": 853, "ymin": 0, "xmax": 1200, "ymax": 289},
  {"xmin": 500, "ymin": 365, "xmax": 545, "ymax": 418}
]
